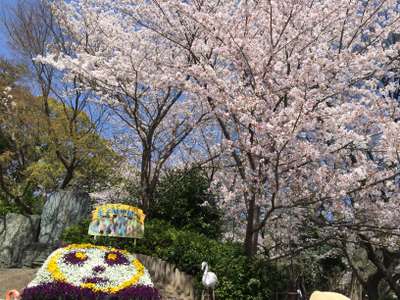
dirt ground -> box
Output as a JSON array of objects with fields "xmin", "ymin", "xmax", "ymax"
[{"xmin": 0, "ymin": 268, "xmax": 38, "ymax": 298}]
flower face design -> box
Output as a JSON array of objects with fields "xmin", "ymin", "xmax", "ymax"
[{"xmin": 27, "ymin": 244, "xmax": 153, "ymax": 295}]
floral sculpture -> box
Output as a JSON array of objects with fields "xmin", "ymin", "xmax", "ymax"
[{"xmin": 21, "ymin": 244, "xmax": 160, "ymax": 300}]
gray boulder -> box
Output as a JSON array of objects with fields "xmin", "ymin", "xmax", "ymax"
[
  {"xmin": 136, "ymin": 254, "xmax": 196, "ymax": 300},
  {"xmin": 0, "ymin": 213, "xmax": 40, "ymax": 267},
  {"xmin": 21, "ymin": 242, "xmax": 55, "ymax": 267},
  {"xmin": 39, "ymin": 190, "xmax": 91, "ymax": 244}
]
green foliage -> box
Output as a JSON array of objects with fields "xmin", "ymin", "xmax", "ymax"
[
  {"xmin": 0, "ymin": 201, "xmax": 22, "ymax": 215},
  {"xmin": 62, "ymin": 219, "xmax": 288, "ymax": 299},
  {"xmin": 0, "ymin": 58, "xmax": 120, "ymax": 213},
  {"xmin": 0, "ymin": 59, "xmax": 26, "ymax": 85},
  {"xmin": 150, "ymin": 168, "xmax": 223, "ymax": 238},
  {"xmin": 0, "ymin": 186, "xmax": 44, "ymax": 215}
]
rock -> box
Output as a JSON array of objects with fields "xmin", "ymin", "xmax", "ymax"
[
  {"xmin": 0, "ymin": 213, "xmax": 40, "ymax": 267},
  {"xmin": 136, "ymin": 254, "xmax": 196, "ymax": 300},
  {"xmin": 21, "ymin": 242, "xmax": 55, "ymax": 267},
  {"xmin": 38, "ymin": 190, "xmax": 90, "ymax": 244}
]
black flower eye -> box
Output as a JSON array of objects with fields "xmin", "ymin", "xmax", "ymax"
[
  {"xmin": 104, "ymin": 251, "xmax": 129, "ymax": 266},
  {"xmin": 93, "ymin": 265, "xmax": 106, "ymax": 273}
]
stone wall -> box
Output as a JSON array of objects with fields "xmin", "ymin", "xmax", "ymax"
[
  {"xmin": 0, "ymin": 190, "xmax": 90, "ymax": 268},
  {"xmin": 137, "ymin": 254, "xmax": 197, "ymax": 300},
  {"xmin": 39, "ymin": 190, "xmax": 91, "ymax": 244},
  {"xmin": 0, "ymin": 214, "xmax": 40, "ymax": 267}
]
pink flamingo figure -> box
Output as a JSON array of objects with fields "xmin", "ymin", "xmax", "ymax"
[{"xmin": 5, "ymin": 290, "xmax": 21, "ymax": 300}]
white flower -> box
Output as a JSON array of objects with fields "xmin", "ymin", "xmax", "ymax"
[{"xmin": 28, "ymin": 244, "xmax": 154, "ymax": 293}]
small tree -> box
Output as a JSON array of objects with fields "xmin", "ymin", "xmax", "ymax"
[
  {"xmin": 150, "ymin": 168, "xmax": 223, "ymax": 238},
  {"xmin": 3, "ymin": 0, "xmax": 109, "ymax": 190},
  {"xmin": 0, "ymin": 58, "xmax": 119, "ymax": 213}
]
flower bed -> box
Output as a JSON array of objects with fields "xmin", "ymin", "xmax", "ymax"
[{"xmin": 21, "ymin": 244, "xmax": 160, "ymax": 300}]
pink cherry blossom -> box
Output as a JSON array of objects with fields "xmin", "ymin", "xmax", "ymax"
[{"xmin": 40, "ymin": 0, "xmax": 400, "ymax": 257}]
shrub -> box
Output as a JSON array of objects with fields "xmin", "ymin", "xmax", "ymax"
[
  {"xmin": 149, "ymin": 168, "xmax": 223, "ymax": 239},
  {"xmin": 0, "ymin": 202, "xmax": 22, "ymax": 215},
  {"xmin": 62, "ymin": 219, "xmax": 287, "ymax": 299},
  {"xmin": 0, "ymin": 192, "xmax": 43, "ymax": 216}
]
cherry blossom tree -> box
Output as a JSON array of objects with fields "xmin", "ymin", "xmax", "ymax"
[
  {"xmin": 37, "ymin": 0, "xmax": 210, "ymax": 210},
  {"xmin": 41, "ymin": 0, "xmax": 400, "ymax": 257}
]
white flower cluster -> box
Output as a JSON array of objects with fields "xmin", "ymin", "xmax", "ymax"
[
  {"xmin": 28, "ymin": 244, "xmax": 153, "ymax": 293},
  {"xmin": 1, "ymin": 86, "xmax": 15, "ymax": 108}
]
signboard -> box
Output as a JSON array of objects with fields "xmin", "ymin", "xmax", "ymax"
[{"xmin": 88, "ymin": 204, "xmax": 145, "ymax": 238}]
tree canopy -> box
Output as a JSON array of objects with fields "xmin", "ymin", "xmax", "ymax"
[{"xmin": 0, "ymin": 58, "xmax": 119, "ymax": 213}]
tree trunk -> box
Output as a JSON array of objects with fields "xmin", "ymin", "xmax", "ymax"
[
  {"xmin": 286, "ymin": 278, "xmax": 298, "ymax": 300},
  {"xmin": 244, "ymin": 194, "xmax": 258, "ymax": 256},
  {"xmin": 366, "ymin": 271, "xmax": 383, "ymax": 300},
  {"xmin": 60, "ymin": 166, "xmax": 75, "ymax": 189},
  {"xmin": 251, "ymin": 205, "xmax": 260, "ymax": 254},
  {"xmin": 13, "ymin": 196, "xmax": 33, "ymax": 214},
  {"xmin": 360, "ymin": 236, "xmax": 400, "ymax": 299},
  {"xmin": 298, "ymin": 276, "xmax": 307, "ymax": 300},
  {"xmin": 350, "ymin": 271, "xmax": 363, "ymax": 300},
  {"xmin": 140, "ymin": 146, "xmax": 153, "ymax": 212},
  {"xmin": 141, "ymin": 188, "xmax": 152, "ymax": 212},
  {"xmin": 0, "ymin": 165, "xmax": 32, "ymax": 214}
]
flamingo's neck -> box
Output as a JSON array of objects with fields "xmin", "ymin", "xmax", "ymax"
[{"xmin": 203, "ymin": 264, "xmax": 208, "ymax": 275}]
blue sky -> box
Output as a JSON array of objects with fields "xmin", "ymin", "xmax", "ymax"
[
  {"xmin": 0, "ymin": 0, "xmax": 116, "ymax": 139},
  {"xmin": 0, "ymin": 34, "xmax": 11, "ymax": 58},
  {"xmin": 0, "ymin": 0, "xmax": 16, "ymax": 59}
]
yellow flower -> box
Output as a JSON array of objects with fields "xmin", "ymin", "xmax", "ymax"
[
  {"xmin": 91, "ymin": 204, "xmax": 146, "ymax": 224},
  {"xmin": 47, "ymin": 251, "xmax": 66, "ymax": 282},
  {"xmin": 75, "ymin": 252, "xmax": 87, "ymax": 260},
  {"xmin": 107, "ymin": 253, "xmax": 118, "ymax": 261}
]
